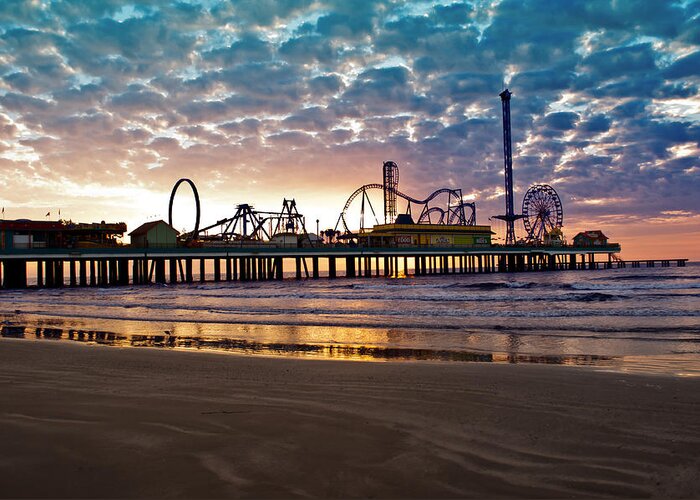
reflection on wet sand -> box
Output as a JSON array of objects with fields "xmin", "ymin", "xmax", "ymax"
[
  {"xmin": 2, "ymin": 324, "xmax": 617, "ymax": 367},
  {"xmin": 1, "ymin": 325, "xmax": 26, "ymax": 337}
]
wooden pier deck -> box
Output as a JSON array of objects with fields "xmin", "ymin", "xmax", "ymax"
[{"xmin": 0, "ymin": 244, "xmax": 688, "ymax": 289}]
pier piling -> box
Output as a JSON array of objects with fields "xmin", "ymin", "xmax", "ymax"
[{"xmin": 0, "ymin": 246, "xmax": 687, "ymax": 290}]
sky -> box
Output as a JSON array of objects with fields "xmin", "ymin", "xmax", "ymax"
[{"xmin": 0, "ymin": 0, "xmax": 699, "ymax": 260}]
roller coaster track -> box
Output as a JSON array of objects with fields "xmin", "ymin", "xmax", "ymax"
[{"xmin": 336, "ymin": 184, "xmax": 476, "ymax": 234}]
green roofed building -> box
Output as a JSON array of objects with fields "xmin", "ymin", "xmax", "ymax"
[{"xmin": 129, "ymin": 220, "xmax": 179, "ymax": 248}]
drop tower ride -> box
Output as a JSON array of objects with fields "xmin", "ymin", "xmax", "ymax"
[{"xmin": 493, "ymin": 89, "xmax": 523, "ymax": 245}]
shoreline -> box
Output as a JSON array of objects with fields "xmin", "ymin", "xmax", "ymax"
[
  {"xmin": 2, "ymin": 338, "xmax": 699, "ymax": 497},
  {"xmin": 4, "ymin": 312, "xmax": 700, "ymax": 377}
]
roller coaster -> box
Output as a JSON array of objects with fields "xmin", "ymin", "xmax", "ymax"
[
  {"xmin": 195, "ymin": 199, "xmax": 311, "ymax": 244},
  {"xmin": 335, "ymin": 161, "xmax": 476, "ymax": 235},
  {"xmin": 169, "ymin": 180, "xmax": 313, "ymax": 246}
]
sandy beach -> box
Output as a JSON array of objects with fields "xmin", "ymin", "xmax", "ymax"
[{"xmin": 1, "ymin": 339, "xmax": 699, "ymax": 498}]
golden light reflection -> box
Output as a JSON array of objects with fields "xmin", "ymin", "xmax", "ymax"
[
  {"xmin": 5, "ymin": 308, "xmax": 700, "ymax": 375},
  {"xmin": 0, "ymin": 319, "xmax": 629, "ymax": 368}
]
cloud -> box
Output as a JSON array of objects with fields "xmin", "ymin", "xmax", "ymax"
[
  {"xmin": 511, "ymin": 68, "xmax": 576, "ymax": 92},
  {"xmin": 0, "ymin": 93, "xmax": 53, "ymax": 112},
  {"xmin": 432, "ymin": 3, "xmax": 473, "ymax": 26},
  {"xmin": 316, "ymin": 12, "xmax": 374, "ymax": 38},
  {"xmin": 581, "ymin": 43, "xmax": 658, "ymax": 79},
  {"xmin": 211, "ymin": 0, "xmax": 313, "ymax": 27},
  {"xmin": 0, "ymin": 114, "xmax": 18, "ymax": 139},
  {"xmin": 0, "ymin": 0, "xmax": 697, "ymax": 250},
  {"xmin": 202, "ymin": 34, "xmax": 273, "ymax": 65},
  {"xmin": 663, "ymin": 50, "xmax": 700, "ymax": 79},
  {"xmin": 309, "ymin": 74, "xmax": 344, "ymax": 95},
  {"xmin": 3, "ymin": 72, "xmax": 35, "ymax": 93},
  {"xmin": 611, "ymin": 100, "xmax": 648, "ymax": 119},
  {"xmin": 543, "ymin": 112, "xmax": 579, "ymax": 131},
  {"xmin": 265, "ymin": 130, "xmax": 314, "ymax": 148},
  {"xmin": 282, "ymin": 106, "xmax": 337, "ymax": 132},
  {"xmin": 580, "ymin": 114, "xmax": 611, "ymax": 133},
  {"xmin": 215, "ymin": 62, "xmax": 303, "ymax": 99},
  {"xmin": 376, "ymin": 14, "xmax": 481, "ymax": 73},
  {"xmin": 109, "ymin": 89, "xmax": 167, "ymax": 113},
  {"xmin": 278, "ymin": 35, "xmax": 336, "ymax": 64},
  {"xmin": 431, "ymin": 72, "xmax": 502, "ymax": 100},
  {"xmin": 336, "ymin": 66, "xmax": 425, "ymax": 117}
]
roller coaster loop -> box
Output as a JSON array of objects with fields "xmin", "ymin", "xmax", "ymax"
[{"xmin": 169, "ymin": 178, "xmax": 201, "ymax": 239}]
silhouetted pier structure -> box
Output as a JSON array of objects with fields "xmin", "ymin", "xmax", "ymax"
[{"xmin": 0, "ymin": 246, "xmax": 687, "ymax": 289}]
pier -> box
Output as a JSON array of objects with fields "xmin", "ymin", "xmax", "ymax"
[{"xmin": 0, "ymin": 244, "xmax": 687, "ymax": 289}]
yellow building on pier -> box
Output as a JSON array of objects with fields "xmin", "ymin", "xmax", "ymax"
[{"xmin": 362, "ymin": 223, "xmax": 494, "ymax": 248}]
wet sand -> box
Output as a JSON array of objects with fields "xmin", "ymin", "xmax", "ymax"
[{"xmin": 1, "ymin": 339, "xmax": 699, "ymax": 498}]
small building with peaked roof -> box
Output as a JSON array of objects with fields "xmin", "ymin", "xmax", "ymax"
[
  {"xmin": 129, "ymin": 220, "xmax": 179, "ymax": 248},
  {"xmin": 572, "ymin": 230, "xmax": 608, "ymax": 247}
]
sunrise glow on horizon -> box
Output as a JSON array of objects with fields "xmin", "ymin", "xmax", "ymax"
[{"xmin": 1, "ymin": 1, "xmax": 699, "ymax": 260}]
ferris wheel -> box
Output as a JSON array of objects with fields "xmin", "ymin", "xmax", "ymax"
[{"xmin": 521, "ymin": 184, "xmax": 563, "ymax": 242}]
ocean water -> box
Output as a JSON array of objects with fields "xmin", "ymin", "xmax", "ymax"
[{"xmin": 1, "ymin": 263, "xmax": 699, "ymax": 376}]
